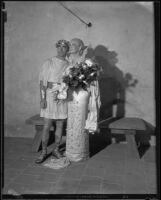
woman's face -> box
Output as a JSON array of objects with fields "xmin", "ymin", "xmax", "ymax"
[{"xmin": 69, "ymin": 40, "xmax": 81, "ymax": 54}]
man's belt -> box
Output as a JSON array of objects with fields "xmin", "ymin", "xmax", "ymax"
[{"xmin": 47, "ymin": 82, "xmax": 61, "ymax": 89}]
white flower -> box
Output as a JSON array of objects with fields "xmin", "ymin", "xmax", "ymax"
[
  {"xmin": 57, "ymin": 83, "xmax": 68, "ymax": 100},
  {"xmin": 83, "ymin": 80, "xmax": 88, "ymax": 85},
  {"xmin": 57, "ymin": 91, "xmax": 67, "ymax": 100},
  {"xmin": 85, "ymin": 59, "xmax": 93, "ymax": 67},
  {"xmin": 79, "ymin": 74, "xmax": 85, "ymax": 80},
  {"xmin": 65, "ymin": 66, "xmax": 72, "ymax": 75},
  {"xmin": 82, "ymin": 64, "xmax": 87, "ymax": 69},
  {"xmin": 90, "ymin": 72, "xmax": 95, "ymax": 76},
  {"xmin": 59, "ymin": 83, "xmax": 66, "ymax": 91}
]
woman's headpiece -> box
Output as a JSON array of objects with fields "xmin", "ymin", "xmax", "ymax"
[{"xmin": 70, "ymin": 38, "xmax": 88, "ymax": 51}]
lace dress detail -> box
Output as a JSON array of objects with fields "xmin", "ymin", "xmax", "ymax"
[{"xmin": 66, "ymin": 89, "xmax": 90, "ymax": 162}]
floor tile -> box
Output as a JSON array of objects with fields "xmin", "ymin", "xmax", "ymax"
[
  {"xmin": 83, "ymin": 166, "xmax": 105, "ymax": 178},
  {"xmin": 50, "ymin": 179, "xmax": 80, "ymax": 194},
  {"xmin": 144, "ymin": 162, "xmax": 156, "ymax": 173},
  {"xmin": 4, "ymin": 157, "xmax": 20, "ymax": 164},
  {"xmin": 80, "ymin": 175, "xmax": 102, "ymax": 182},
  {"xmin": 76, "ymin": 176, "xmax": 101, "ymax": 194},
  {"xmin": 3, "ymin": 181, "xmax": 54, "ymax": 194},
  {"xmin": 104, "ymin": 143, "xmax": 127, "ymax": 152},
  {"xmin": 3, "ymin": 179, "xmax": 12, "ymax": 187},
  {"xmin": 123, "ymin": 172, "xmax": 148, "ymax": 193},
  {"xmin": 13, "ymin": 174, "xmax": 40, "ymax": 184},
  {"xmin": 76, "ymin": 185, "xmax": 101, "ymax": 194},
  {"xmin": 4, "ymin": 157, "xmax": 25, "ymax": 169},
  {"xmin": 17, "ymin": 156, "xmax": 36, "ymax": 163},
  {"xmin": 61, "ymin": 168, "xmax": 84, "ymax": 180},
  {"xmin": 86, "ymin": 159, "xmax": 110, "ymax": 171},
  {"xmin": 123, "ymin": 185, "xmax": 147, "ymax": 194},
  {"xmin": 103, "ymin": 174, "xmax": 125, "ymax": 185},
  {"xmin": 146, "ymin": 173, "xmax": 157, "ymax": 187},
  {"xmin": 4, "ymin": 168, "xmax": 20, "ymax": 179},
  {"xmin": 78, "ymin": 175, "xmax": 102, "ymax": 193},
  {"xmin": 3, "ymin": 137, "xmax": 157, "ymax": 195},
  {"xmin": 140, "ymin": 145, "xmax": 155, "ymax": 159},
  {"xmin": 22, "ymin": 165, "xmax": 48, "ymax": 175},
  {"xmin": 37, "ymin": 173, "xmax": 62, "ymax": 183},
  {"xmin": 22, "ymin": 151, "xmax": 40, "ymax": 158},
  {"xmin": 101, "ymin": 180, "xmax": 123, "ymax": 194},
  {"xmin": 146, "ymin": 186, "xmax": 157, "ymax": 194},
  {"xmin": 125, "ymin": 159, "xmax": 146, "ymax": 175},
  {"xmin": 90, "ymin": 153, "xmax": 125, "ymax": 163},
  {"xmin": 88, "ymin": 159, "xmax": 126, "ymax": 176},
  {"xmin": 5, "ymin": 159, "xmax": 31, "ymax": 170},
  {"xmin": 68, "ymin": 160, "xmax": 88, "ymax": 169},
  {"xmin": 44, "ymin": 167, "xmax": 67, "ymax": 174},
  {"xmin": 3, "ymin": 169, "xmax": 21, "ymax": 187},
  {"xmin": 50, "ymin": 187, "xmax": 77, "ymax": 194}
]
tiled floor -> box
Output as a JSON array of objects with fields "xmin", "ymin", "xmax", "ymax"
[{"xmin": 2, "ymin": 134, "xmax": 157, "ymax": 195}]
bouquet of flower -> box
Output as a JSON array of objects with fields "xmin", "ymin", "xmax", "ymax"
[{"xmin": 62, "ymin": 59, "xmax": 102, "ymax": 90}]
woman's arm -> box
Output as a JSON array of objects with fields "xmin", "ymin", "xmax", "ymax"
[{"xmin": 85, "ymin": 80, "xmax": 101, "ymax": 133}]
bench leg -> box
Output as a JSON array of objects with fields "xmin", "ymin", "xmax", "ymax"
[
  {"xmin": 31, "ymin": 125, "xmax": 43, "ymax": 152},
  {"xmin": 126, "ymin": 134, "xmax": 140, "ymax": 159}
]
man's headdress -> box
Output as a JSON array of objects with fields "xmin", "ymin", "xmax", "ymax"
[{"xmin": 56, "ymin": 40, "xmax": 70, "ymax": 50}]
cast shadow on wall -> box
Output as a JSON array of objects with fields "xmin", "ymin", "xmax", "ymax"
[
  {"xmin": 87, "ymin": 44, "xmax": 138, "ymax": 121},
  {"xmin": 86, "ymin": 45, "xmax": 139, "ymax": 157}
]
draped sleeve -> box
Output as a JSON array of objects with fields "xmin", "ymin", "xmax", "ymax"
[
  {"xmin": 84, "ymin": 80, "xmax": 101, "ymax": 133},
  {"xmin": 39, "ymin": 59, "xmax": 51, "ymax": 87}
]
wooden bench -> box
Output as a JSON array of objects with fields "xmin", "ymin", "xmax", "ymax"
[
  {"xmin": 26, "ymin": 114, "xmax": 119, "ymax": 152},
  {"xmin": 25, "ymin": 114, "xmax": 66, "ymax": 152},
  {"xmin": 25, "ymin": 114, "xmax": 45, "ymax": 152},
  {"xmin": 26, "ymin": 114, "xmax": 151, "ymax": 158},
  {"xmin": 108, "ymin": 117, "xmax": 147, "ymax": 159}
]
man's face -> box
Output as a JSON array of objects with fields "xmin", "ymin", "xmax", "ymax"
[
  {"xmin": 56, "ymin": 45, "xmax": 68, "ymax": 57},
  {"xmin": 69, "ymin": 39, "xmax": 81, "ymax": 54}
]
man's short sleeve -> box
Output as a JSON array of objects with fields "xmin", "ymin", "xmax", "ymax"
[{"xmin": 39, "ymin": 60, "xmax": 50, "ymax": 86}]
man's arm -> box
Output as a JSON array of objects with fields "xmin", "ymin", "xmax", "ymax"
[{"xmin": 40, "ymin": 80, "xmax": 47, "ymax": 109}]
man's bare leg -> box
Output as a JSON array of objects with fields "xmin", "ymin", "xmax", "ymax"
[
  {"xmin": 52, "ymin": 119, "xmax": 64, "ymax": 159},
  {"xmin": 35, "ymin": 118, "xmax": 53, "ymax": 164}
]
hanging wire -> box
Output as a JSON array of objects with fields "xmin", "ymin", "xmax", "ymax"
[{"xmin": 57, "ymin": 1, "xmax": 92, "ymax": 28}]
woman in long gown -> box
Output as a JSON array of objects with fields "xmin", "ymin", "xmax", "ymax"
[{"xmin": 65, "ymin": 38, "xmax": 101, "ymax": 162}]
